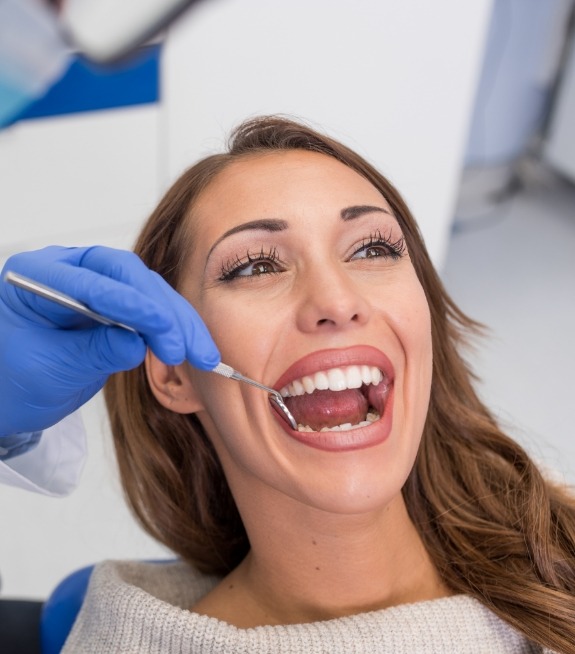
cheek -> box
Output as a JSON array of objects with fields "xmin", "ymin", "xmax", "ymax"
[
  {"xmin": 188, "ymin": 370, "xmax": 261, "ymax": 476},
  {"xmin": 381, "ymin": 274, "xmax": 433, "ymax": 422},
  {"xmin": 405, "ymin": 289, "xmax": 433, "ymax": 456},
  {"xmin": 402, "ymin": 282, "xmax": 433, "ymax": 395},
  {"xmin": 205, "ymin": 303, "xmax": 273, "ymax": 367},
  {"xmin": 405, "ymin": 284, "xmax": 433, "ymax": 370},
  {"xmin": 377, "ymin": 271, "xmax": 432, "ymax": 364},
  {"xmin": 190, "ymin": 284, "xmax": 288, "ymax": 369}
]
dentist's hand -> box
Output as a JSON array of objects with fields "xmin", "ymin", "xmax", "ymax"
[{"xmin": 0, "ymin": 245, "xmax": 220, "ymax": 437}]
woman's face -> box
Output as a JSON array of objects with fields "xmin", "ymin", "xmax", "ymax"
[{"xmin": 178, "ymin": 151, "xmax": 432, "ymax": 515}]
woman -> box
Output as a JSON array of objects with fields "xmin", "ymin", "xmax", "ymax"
[{"xmin": 65, "ymin": 117, "xmax": 575, "ymax": 652}]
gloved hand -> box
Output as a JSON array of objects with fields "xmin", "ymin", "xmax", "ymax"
[{"xmin": 0, "ymin": 245, "xmax": 221, "ymax": 437}]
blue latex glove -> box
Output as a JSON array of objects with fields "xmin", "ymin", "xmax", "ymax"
[{"xmin": 0, "ymin": 245, "xmax": 220, "ymax": 437}]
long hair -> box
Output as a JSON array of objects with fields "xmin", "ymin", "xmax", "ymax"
[{"xmin": 104, "ymin": 116, "xmax": 575, "ymax": 652}]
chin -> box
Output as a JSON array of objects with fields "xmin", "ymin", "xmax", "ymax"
[
  {"xmin": 281, "ymin": 436, "xmax": 418, "ymax": 518},
  {"xmin": 295, "ymin": 472, "xmax": 410, "ymax": 518}
]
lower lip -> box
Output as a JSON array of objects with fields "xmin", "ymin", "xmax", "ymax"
[{"xmin": 273, "ymin": 385, "xmax": 394, "ymax": 452}]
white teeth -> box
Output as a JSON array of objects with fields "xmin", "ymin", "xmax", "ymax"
[
  {"xmin": 292, "ymin": 379, "xmax": 305, "ymax": 396},
  {"xmin": 345, "ymin": 365, "xmax": 363, "ymax": 389},
  {"xmin": 302, "ymin": 375, "xmax": 316, "ymax": 394},
  {"xmin": 280, "ymin": 365, "xmax": 385, "ymax": 398},
  {"xmin": 360, "ymin": 365, "xmax": 372, "ymax": 385},
  {"xmin": 313, "ymin": 371, "xmax": 329, "ymax": 391},
  {"xmin": 297, "ymin": 411, "xmax": 380, "ymax": 433},
  {"xmin": 327, "ymin": 368, "xmax": 347, "ymax": 391}
]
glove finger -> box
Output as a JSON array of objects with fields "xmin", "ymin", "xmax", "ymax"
[
  {"xmin": 3, "ymin": 245, "xmax": 220, "ymax": 369},
  {"xmin": 72, "ymin": 246, "xmax": 220, "ymax": 369},
  {"xmin": 146, "ymin": 272, "xmax": 220, "ymax": 370},
  {"xmin": 82, "ymin": 326, "xmax": 147, "ymax": 374},
  {"xmin": 4, "ymin": 250, "xmax": 174, "ymax": 337}
]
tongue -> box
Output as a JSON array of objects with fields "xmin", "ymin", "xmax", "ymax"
[{"xmin": 285, "ymin": 389, "xmax": 368, "ymax": 430}]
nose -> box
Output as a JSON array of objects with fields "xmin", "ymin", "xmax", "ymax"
[{"xmin": 295, "ymin": 263, "xmax": 371, "ymax": 333}]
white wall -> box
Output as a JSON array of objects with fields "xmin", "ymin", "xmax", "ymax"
[
  {"xmin": 0, "ymin": 0, "xmax": 493, "ymax": 599},
  {"xmin": 164, "ymin": 0, "xmax": 493, "ymax": 267},
  {"xmin": 0, "ymin": 106, "xmax": 160, "ymax": 255}
]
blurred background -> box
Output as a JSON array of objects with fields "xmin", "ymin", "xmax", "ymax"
[{"xmin": 0, "ymin": 0, "xmax": 574, "ymax": 606}]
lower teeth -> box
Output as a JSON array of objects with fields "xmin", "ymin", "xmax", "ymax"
[{"xmin": 297, "ymin": 411, "xmax": 380, "ymax": 433}]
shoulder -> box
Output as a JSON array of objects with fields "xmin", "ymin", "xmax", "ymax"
[
  {"xmin": 350, "ymin": 595, "xmax": 542, "ymax": 652},
  {"xmin": 87, "ymin": 559, "xmax": 221, "ymax": 609},
  {"xmin": 61, "ymin": 560, "xmax": 222, "ymax": 653}
]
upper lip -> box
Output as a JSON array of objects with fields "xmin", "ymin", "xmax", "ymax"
[{"xmin": 273, "ymin": 346, "xmax": 395, "ymax": 391}]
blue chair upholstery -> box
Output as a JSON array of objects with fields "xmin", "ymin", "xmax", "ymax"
[{"xmin": 40, "ymin": 564, "xmax": 95, "ymax": 654}]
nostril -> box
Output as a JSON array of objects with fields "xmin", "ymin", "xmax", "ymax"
[
  {"xmin": 317, "ymin": 313, "xmax": 360, "ymax": 326},
  {"xmin": 317, "ymin": 318, "xmax": 335, "ymax": 326}
]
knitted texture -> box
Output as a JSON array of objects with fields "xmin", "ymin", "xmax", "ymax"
[{"xmin": 62, "ymin": 560, "xmax": 548, "ymax": 653}]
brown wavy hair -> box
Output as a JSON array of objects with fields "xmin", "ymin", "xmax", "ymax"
[{"xmin": 105, "ymin": 116, "xmax": 575, "ymax": 652}]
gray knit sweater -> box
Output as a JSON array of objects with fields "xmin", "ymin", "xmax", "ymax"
[{"xmin": 62, "ymin": 560, "xmax": 551, "ymax": 653}]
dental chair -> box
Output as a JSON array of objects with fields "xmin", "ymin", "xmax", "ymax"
[
  {"xmin": 40, "ymin": 559, "xmax": 174, "ymax": 653},
  {"xmin": 40, "ymin": 564, "xmax": 95, "ymax": 654}
]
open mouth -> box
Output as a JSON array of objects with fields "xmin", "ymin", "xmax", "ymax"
[{"xmin": 279, "ymin": 365, "xmax": 391, "ymax": 433}]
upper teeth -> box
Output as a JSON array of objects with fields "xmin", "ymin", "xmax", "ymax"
[{"xmin": 280, "ymin": 365, "xmax": 384, "ymax": 398}]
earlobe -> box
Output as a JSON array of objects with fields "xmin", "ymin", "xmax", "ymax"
[{"xmin": 145, "ymin": 351, "xmax": 205, "ymax": 414}]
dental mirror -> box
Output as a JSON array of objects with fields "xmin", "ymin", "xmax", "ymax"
[{"xmin": 211, "ymin": 363, "xmax": 297, "ymax": 430}]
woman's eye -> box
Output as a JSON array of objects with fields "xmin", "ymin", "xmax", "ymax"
[
  {"xmin": 237, "ymin": 259, "xmax": 277, "ymax": 277},
  {"xmin": 219, "ymin": 248, "xmax": 284, "ymax": 281},
  {"xmin": 353, "ymin": 244, "xmax": 388, "ymax": 259},
  {"xmin": 350, "ymin": 234, "xmax": 406, "ymax": 262}
]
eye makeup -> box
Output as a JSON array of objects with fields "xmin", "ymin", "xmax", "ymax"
[
  {"xmin": 205, "ymin": 205, "xmax": 405, "ymax": 286},
  {"xmin": 348, "ymin": 230, "xmax": 407, "ymax": 261},
  {"xmin": 216, "ymin": 228, "xmax": 406, "ymax": 285},
  {"xmin": 219, "ymin": 246, "xmax": 285, "ymax": 282}
]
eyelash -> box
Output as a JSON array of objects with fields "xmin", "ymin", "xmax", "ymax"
[
  {"xmin": 219, "ymin": 246, "xmax": 283, "ymax": 281},
  {"xmin": 218, "ymin": 231, "xmax": 407, "ymax": 282},
  {"xmin": 350, "ymin": 230, "xmax": 407, "ymax": 260}
]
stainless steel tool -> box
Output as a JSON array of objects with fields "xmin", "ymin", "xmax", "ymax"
[
  {"xmin": 210, "ymin": 362, "xmax": 297, "ymax": 429},
  {"xmin": 4, "ymin": 270, "xmax": 298, "ymax": 430}
]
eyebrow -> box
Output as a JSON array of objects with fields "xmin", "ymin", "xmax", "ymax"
[
  {"xmin": 206, "ymin": 218, "xmax": 289, "ymax": 262},
  {"xmin": 205, "ymin": 205, "xmax": 393, "ymax": 263},
  {"xmin": 340, "ymin": 205, "xmax": 392, "ymax": 220}
]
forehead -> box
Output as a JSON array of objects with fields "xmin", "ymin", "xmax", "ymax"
[{"xmin": 192, "ymin": 150, "xmax": 389, "ymax": 226}]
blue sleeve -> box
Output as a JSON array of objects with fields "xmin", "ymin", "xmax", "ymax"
[{"xmin": 0, "ymin": 432, "xmax": 42, "ymax": 460}]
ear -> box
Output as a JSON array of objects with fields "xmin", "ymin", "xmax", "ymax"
[{"xmin": 145, "ymin": 350, "xmax": 205, "ymax": 414}]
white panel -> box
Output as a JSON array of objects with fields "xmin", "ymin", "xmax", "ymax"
[
  {"xmin": 545, "ymin": 32, "xmax": 575, "ymax": 181},
  {"xmin": 162, "ymin": 0, "xmax": 494, "ymax": 267},
  {"xmin": 0, "ymin": 106, "xmax": 160, "ymax": 256}
]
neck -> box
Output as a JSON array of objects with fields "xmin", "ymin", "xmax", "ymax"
[{"xmin": 194, "ymin": 487, "xmax": 451, "ymax": 627}]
